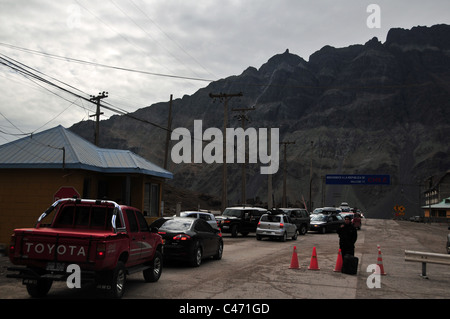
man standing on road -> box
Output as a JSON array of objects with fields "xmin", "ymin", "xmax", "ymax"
[{"xmin": 337, "ymin": 215, "xmax": 357, "ymax": 256}]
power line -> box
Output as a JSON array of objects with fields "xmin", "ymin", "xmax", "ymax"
[
  {"xmin": 0, "ymin": 42, "xmax": 442, "ymax": 91},
  {"xmin": 0, "ymin": 42, "xmax": 214, "ymax": 83},
  {"xmin": 0, "ymin": 54, "xmax": 171, "ymax": 138}
]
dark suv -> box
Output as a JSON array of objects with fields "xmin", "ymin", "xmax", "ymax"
[
  {"xmin": 216, "ymin": 206, "xmax": 267, "ymax": 237},
  {"xmin": 278, "ymin": 208, "xmax": 310, "ymax": 235}
]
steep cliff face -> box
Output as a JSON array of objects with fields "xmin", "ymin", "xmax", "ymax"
[{"xmin": 71, "ymin": 24, "xmax": 450, "ymax": 218}]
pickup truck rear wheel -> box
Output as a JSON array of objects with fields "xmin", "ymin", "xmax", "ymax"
[
  {"xmin": 26, "ymin": 278, "xmax": 53, "ymax": 298},
  {"xmin": 143, "ymin": 251, "xmax": 163, "ymax": 282},
  {"xmin": 109, "ymin": 261, "xmax": 126, "ymax": 299}
]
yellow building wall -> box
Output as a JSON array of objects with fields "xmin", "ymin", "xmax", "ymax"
[
  {"xmin": 0, "ymin": 169, "xmax": 85, "ymax": 247},
  {"xmin": 0, "ymin": 169, "xmax": 165, "ymax": 248}
]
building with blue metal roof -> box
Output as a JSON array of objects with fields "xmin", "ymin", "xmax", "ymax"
[{"xmin": 0, "ymin": 125, "xmax": 173, "ymax": 246}]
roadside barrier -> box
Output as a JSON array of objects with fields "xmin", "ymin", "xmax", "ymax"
[{"xmin": 404, "ymin": 250, "xmax": 450, "ymax": 278}]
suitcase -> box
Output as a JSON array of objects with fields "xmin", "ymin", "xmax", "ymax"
[{"xmin": 341, "ymin": 255, "xmax": 358, "ymax": 275}]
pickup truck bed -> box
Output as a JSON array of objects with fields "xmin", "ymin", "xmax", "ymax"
[{"xmin": 7, "ymin": 198, "xmax": 163, "ymax": 298}]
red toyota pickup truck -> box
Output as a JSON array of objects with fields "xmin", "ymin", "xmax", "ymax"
[{"xmin": 7, "ymin": 198, "xmax": 163, "ymax": 298}]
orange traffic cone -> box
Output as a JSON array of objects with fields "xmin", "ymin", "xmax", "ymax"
[
  {"xmin": 308, "ymin": 247, "xmax": 320, "ymax": 270},
  {"xmin": 375, "ymin": 245, "xmax": 387, "ymax": 275},
  {"xmin": 289, "ymin": 246, "xmax": 300, "ymax": 269},
  {"xmin": 334, "ymin": 249, "xmax": 343, "ymax": 272}
]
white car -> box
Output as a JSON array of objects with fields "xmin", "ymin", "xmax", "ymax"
[{"xmin": 178, "ymin": 211, "xmax": 220, "ymax": 229}]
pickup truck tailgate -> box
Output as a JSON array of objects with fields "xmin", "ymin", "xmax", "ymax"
[{"xmin": 10, "ymin": 228, "xmax": 113, "ymax": 264}]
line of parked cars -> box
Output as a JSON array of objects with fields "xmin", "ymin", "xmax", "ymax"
[{"xmin": 149, "ymin": 204, "xmax": 363, "ymax": 267}]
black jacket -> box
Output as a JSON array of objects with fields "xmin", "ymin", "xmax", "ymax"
[{"xmin": 337, "ymin": 223, "xmax": 357, "ymax": 248}]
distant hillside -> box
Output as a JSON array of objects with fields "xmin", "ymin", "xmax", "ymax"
[{"xmin": 71, "ymin": 24, "xmax": 450, "ymax": 219}]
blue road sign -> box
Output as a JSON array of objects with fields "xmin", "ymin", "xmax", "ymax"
[{"xmin": 326, "ymin": 174, "xmax": 390, "ymax": 185}]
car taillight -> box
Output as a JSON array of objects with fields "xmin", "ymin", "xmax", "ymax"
[
  {"xmin": 173, "ymin": 234, "xmax": 191, "ymax": 241},
  {"xmin": 280, "ymin": 223, "xmax": 284, "ymax": 228},
  {"xmin": 9, "ymin": 236, "xmax": 15, "ymax": 254},
  {"xmin": 158, "ymin": 231, "xmax": 167, "ymax": 235},
  {"xmin": 96, "ymin": 243, "xmax": 106, "ymax": 258}
]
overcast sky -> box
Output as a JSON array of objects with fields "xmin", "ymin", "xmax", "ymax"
[{"xmin": 1, "ymin": 0, "xmax": 449, "ymax": 144}]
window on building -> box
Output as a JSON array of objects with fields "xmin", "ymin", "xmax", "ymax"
[{"xmin": 144, "ymin": 183, "xmax": 160, "ymax": 217}]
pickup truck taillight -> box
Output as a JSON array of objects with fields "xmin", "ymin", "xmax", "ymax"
[
  {"xmin": 9, "ymin": 235, "xmax": 16, "ymax": 255},
  {"xmin": 96, "ymin": 243, "xmax": 106, "ymax": 258}
]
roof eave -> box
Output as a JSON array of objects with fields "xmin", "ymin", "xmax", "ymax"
[{"xmin": 0, "ymin": 164, "xmax": 173, "ymax": 179}]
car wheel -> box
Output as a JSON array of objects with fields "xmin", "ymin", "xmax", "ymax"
[
  {"xmin": 292, "ymin": 231, "xmax": 298, "ymax": 240},
  {"xmin": 190, "ymin": 244, "xmax": 202, "ymax": 267},
  {"xmin": 213, "ymin": 241, "xmax": 223, "ymax": 260},
  {"xmin": 231, "ymin": 225, "xmax": 238, "ymax": 237},
  {"xmin": 143, "ymin": 251, "xmax": 163, "ymax": 282},
  {"xmin": 109, "ymin": 261, "xmax": 126, "ymax": 299},
  {"xmin": 280, "ymin": 232, "xmax": 287, "ymax": 242},
  {"xmin": 321, "ymin": 227, "xmax": 326, "ymax": 234},
  {"xmin": 299, "ymin": 225, "xmax": 307, "ymax": 235}
]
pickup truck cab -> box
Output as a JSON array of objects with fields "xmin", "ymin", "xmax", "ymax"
[{"xmin": 7, "ymin": 198, "xmax": 163, "ymax": 298}]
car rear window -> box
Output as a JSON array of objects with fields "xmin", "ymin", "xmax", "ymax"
[
  {"xmin": 260, "ymin": 215, "xmax": 281, "ymax": 222},
  {"xmin": 159, "ymin": 219, "xmax": 193, "ymax": 231}
]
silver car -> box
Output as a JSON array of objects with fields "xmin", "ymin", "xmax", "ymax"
[{"xmin": 256, "ymin": 214, "xmax": 297, "ymax": 241}]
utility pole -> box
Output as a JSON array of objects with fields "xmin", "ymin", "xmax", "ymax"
[
  {"xmin": 209, "ymin": 92, "xmax": 243, "ymax": 211},
  {"xmin": 89, "ymin": 91, "xmax": 108, "ymax": 146},
  {"xmin": 309, "ymin": 141, "xmax": 314, "ymax": 212},
  {"xmin": 281, "ymin": 141, "xmax": 295, "ymax": 207},
  {"xmin": 164, "ymin": 94, "xmax": 173, "ymax": 170},
  {"xmin": 232, "ymin": 107, "xmax": 255, "ymax": 204}
]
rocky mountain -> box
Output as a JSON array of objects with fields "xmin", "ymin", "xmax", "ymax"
[{"xmin": 70, "ymin": 24, "xmax": 450, "ymax": 219}]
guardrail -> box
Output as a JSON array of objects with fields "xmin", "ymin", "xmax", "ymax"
[{"xmin": 404, "ymin": 250, "xmax": 450, "ymax": 278}]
